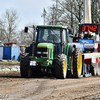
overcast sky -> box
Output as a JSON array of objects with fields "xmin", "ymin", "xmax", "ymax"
[{"xmin": 0, "ymin": 0, "xmax": 53, "ymax": 30}]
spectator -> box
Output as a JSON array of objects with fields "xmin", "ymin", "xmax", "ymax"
[
  {"xmin": 73, "ymin": 33, "xmax": 79, "ymax": 42},
  {"xmin": 83, "ymin": 31, "xmax": 92, "ymax": 39}
]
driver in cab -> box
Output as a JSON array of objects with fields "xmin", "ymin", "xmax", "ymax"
[{"xmin": 47, "ymin": 30, "xmax": 57, "ymax": 42}]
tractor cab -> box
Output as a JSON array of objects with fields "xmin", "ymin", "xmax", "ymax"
[{"xmin": 32, "ymin": 25, "xmax": 69, "ymax": 56}]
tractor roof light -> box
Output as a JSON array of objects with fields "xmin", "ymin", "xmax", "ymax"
[
  {"xmin": 32, "ymin": 41, "xmax": 35, "ymax": 45},
  {"xmin": 78, "ymin": 22, "xmax": 81, "ymax": 25},
  {"xmin": 62, "ymin": 43, "xmax": 65, "ymax": 45},
  {"xmin": 97, "ymin": 20, "xmax": 99, "ymax": 23}
]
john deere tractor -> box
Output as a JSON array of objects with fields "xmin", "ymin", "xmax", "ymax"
[{"xmin": 20, "ymin": 25, "xmax": 82, "ymax": 79}]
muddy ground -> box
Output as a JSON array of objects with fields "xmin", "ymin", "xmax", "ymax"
[
  {"xmin": 0, "ymin": 63, "xmax": 100, "ymax": 100},
  {"xmin": 0, "ymin": 62, "xmax": 20, "ymax": 67}
]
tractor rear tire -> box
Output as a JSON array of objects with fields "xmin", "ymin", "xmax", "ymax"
[
  {"xmin": 20, "ymin": 53, "xmax": 29, "ymax": 78},
  {"xmin": 73, "ymin": 48, "xmax": 82, "ymax": 78},
  {"xmin": 55, "ymin": 54, "xmax": 67, "ymax": 79}
]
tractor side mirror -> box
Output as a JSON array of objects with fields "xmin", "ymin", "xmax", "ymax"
[{"xmin": 24, "ymin": 27, "xmax": 28, "ymax": 33}]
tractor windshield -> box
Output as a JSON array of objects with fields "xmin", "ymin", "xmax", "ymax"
[{"xmin": 37, "ymin": 28, "xmax": 61, "ymax": 43}]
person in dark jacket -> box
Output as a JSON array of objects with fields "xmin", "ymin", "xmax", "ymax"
[
  {"xmin": 73, "ymin": 33, "xmax": 79, "ymax": 42},
  {"xmin": 83, "ymin": 31, "xmax": 92, "ymax": 39}
]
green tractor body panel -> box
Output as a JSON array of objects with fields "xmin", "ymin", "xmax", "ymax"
[
  {"xmin": 64, "ymin": 43, "xmax": 72, "ymax": 70},
  {"xmin": 29, "ymin": 56, "xmax": 54, "ymax": 68},
  {"xmin": 29, "ymin": 43, "xmax": 55, "ymax": 68},
  {"xmin": 37, "ymin": 43, "xmax": 54, "ymax": 59}
]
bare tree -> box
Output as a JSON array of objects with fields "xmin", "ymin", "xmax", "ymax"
[
  {"xmin": 0, "ymin": 19, "xmax": 7, "ymax": 42},
  {"xmin": 18, "ymin": 29, "xmax": 33, "ymax": 46},
  {"xmin": 46, "ymin": 0, "xmax": 84, "ymax": 33},
  {"xmin": 91, "ymin": 0, "xmax": 100, "ymax": 23},
  {"xmin": 47, "ymin": 0, "xmax": 100, "ymax": 33},
  {"xmin": 2, "ymin": 8, "xmax": 20, "ymax": 42},
  {"xmin": 46, "ymin": 3, "xmax": 64, "ymax": 25},
  {"xmin": 17, "ymin": 23, "xmax": 37, "ymax": 46}
]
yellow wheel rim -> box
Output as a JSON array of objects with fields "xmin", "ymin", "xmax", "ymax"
[
  {"xmin": 64, "ymin": 60, "xmax": 66, "ymax": 74},
  {"xmin": 41, "ymin": 68, "xmax": 44, "ymax": 72},
  {"xmin": 78, "ymin": 53, "xmax": 82, "ymax": 75},
  {"xmin": 71, "ymin": 55, "xmax": 73, "ymax": 74}
]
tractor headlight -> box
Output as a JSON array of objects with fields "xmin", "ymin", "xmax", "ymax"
[
  {"xmin": 37, "ymin": 51, "xmax": 42, "ymax": 54},
  {"xmin": 43, "ymin": 52, "xmax": 48, "ymax": 54}
]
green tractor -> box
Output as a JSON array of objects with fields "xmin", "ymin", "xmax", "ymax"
[{"xmin": 20, "ymin": 25, "xmax": 82, "ymax": 79}]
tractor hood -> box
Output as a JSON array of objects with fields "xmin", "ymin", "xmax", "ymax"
[
  {"xmin": 37, "ymin": 43, "xmax": 54, "ymax": 59},
  {"xmin": 37, "ymin": 43, "xmax": 53, "ymax": 49}
]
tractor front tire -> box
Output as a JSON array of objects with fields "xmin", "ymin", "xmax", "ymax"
[
  {"xmin": 73, "ymin": 48, "xmax": 82, "ymax": 78},
  {"xmin": 55, "ymin": 54, "xmax": 67, "ymax": 79},
  {"xmin": 20, "ymin": 53, "xmax": 29, "ymax": 78}
]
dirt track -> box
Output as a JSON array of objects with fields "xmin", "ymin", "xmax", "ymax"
[
  {"xmin": 0, "ymin": 71, "xmax": 100, "ymax": 100},
  {"xmin": 0, "ymin": 62, "xmax": 20, "ymax": 67}
]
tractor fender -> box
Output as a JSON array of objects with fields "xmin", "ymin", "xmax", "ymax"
[{"xmin": 68, "ymin": 45, "xmax": 76, "ymax": 57}]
